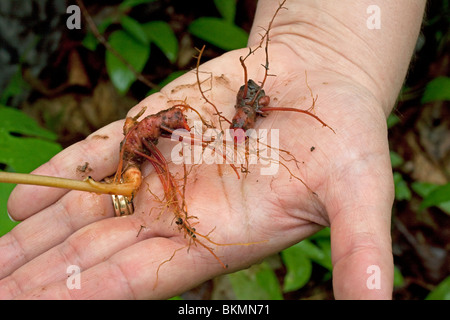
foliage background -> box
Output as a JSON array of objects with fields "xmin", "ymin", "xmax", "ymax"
[{"xmin": 0, "ymin": 0, "xmax": 448, "ymax": 299}]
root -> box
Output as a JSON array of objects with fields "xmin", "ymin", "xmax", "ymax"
[
  {"xmin": 161, "ymin": 121, "xmax": 241, "ymax": 179},
  {"xmin": 259, "ymin": 106, "xmax": 335, "ymax": 134},
  {"xmin": 91, "ymin": 166, "xmax": 142, "ymax": 197},
  {"xmin": 259, "ymin": 70, "xmax": 335, "ymax": 134},
  {"xmin": 154, "ymin": 245, "xmax": 187, "ymax": 289},
  {"xmin": 194, "ymin": 45, "xmax": 232, "ymax": 130}
]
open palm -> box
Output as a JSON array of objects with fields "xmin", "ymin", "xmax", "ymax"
[{"xmin": 1, "ymin": 42, "xmax": 394, "ymax": 299}]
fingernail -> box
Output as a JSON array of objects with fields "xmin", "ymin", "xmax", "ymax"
[{"xmin": 7, "ymin": 210, "xmax": 17, "ymax": 222}]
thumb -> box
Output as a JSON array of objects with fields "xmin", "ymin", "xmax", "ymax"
[{"xmin": 328, "ymin": 155, "xmax": 394, "ymax": 299}]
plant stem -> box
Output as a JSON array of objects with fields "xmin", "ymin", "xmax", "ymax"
[{"xmin": 0, "ymin": 172, "xmax": 134, "ymax": 197}]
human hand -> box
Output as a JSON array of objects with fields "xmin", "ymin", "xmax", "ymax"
[
  {"xmin": 0, "ymin": 44, "xmax": 392, "ymax": 299},
  {"xmin": 1, "ymin": 0, "xmax": 425, "ymax": 299}
]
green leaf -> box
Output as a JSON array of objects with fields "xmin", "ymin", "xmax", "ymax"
[
  {"xmin": 120, "ymin": 16, "xmax": 149, "ymax": 45},
  {"xmin": 0, "ymin": 105, "xmax": 57, "ymax": 140},
  {"xmin": 82, "ymin": 32, "xmax": 98, "ymax": 51},
  {"xmin": 387, "ymin": 114, "xmax": 400, "ymax": 129},
  {"xmin": 0, "ymin": 106, "xmax": 62, "ymax": 236},
  {"xmin": 393, "ymin": 172, "xmax": 411, "ymax": 201},
  {"xmin": 308, "ymin": 228, "xmax": 333, "ymax": 270},
  {"xmin": 214, "ymin": 0, "xmax": 236, "ymax": 23},
  {"xmin": 412, "ymin": 182, "xmax": 450, "ymax": 214},
  {"xmin": 314, "ymin": 238, "xmax": 332, "ymax": 266},
  {"xmin": 421, "ymin": 76, "xmax": 450, "ymax": 103},
  {"xmin": 419, "ymin": 182, "xmax": 450, "ymax": 211},
  {"xmin": 98, "ymin": 17, "xmax": 114, "ymax": 34},
  {"xmin": 0, "ymin": 66, "xmax": 30, "ymax": 105},
  {"xmin": 106, "ymin": 30, "xmax": 150, "ymax": 94},
  {"xmin": 309, "ymin": 227, "xmax": 330, "ymax": 239},
  {"xmin": 142, "ymin": 21, "xmax": 178, "ymax": 63},
  {"xmin": 301, "ymin": 240, "xmax": 332, "ymax": 271},
  {"xmin": 189, "ymin": 17, "xmax": 248, "ymax": 51},
  {"xmin": 281, "ymin": 238, "xmax": 333, "ymax": 293},
  {"xmin": 393, "ymin": 265, "xmax": 405, "ymax": 288},
  {"xmin": 228, "ymin": 261, "xmax": 283, "ymax": 300},
  {"xmin": 425, "ymin": 276, "xmax": 450, "ymax": 300},
  {"xmin": 0, "ymin": 181, "xmax": 18, "ymax": 237},
  {"xmin": 0, "ymin": 130, "xmax": 61, "ymax": 173},
  {"xmin": 390, "ymin": 151, "xmax": 404, "ymax": 168},
  {"xmin": 281, "ymin": 245, "xmax": 312, "ymax": 292},
  {"xmin": 82, "ymin": 18, "xmax": 114, "ymax": 51},
  {"xmin": 411, "ymin": 181, "xmax": 439, "ymax": 198}
]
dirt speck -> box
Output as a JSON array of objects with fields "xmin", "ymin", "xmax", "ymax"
[
  {"xmin": 77, "ymin": 162, "xmax": 92, "ymax": 175},
  {"xmin": 214, "ymin": 74, "xmax": 230, "ymax": 87},
  {"xmin": 91, "ymin": 134, "xmax": 109, "ymax": 140}
]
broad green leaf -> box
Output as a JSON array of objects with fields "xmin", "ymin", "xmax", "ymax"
[
  {"xmin": 0, "ymin": 134, "xmax": 61, "ymax": 231},
  {"xmin": 106, "ymin": 30, "xmax": 150, "ymax": 94},
  {"xmin": 82, "ymin": 18, "xmax": 114, "ymax": 51},
  {"xmin": 425, "ymin": 276, "xmax": 450, "ymax": 300},
  {"xmin": 393, "ymin": 265, "xmax": 405, "ymax": 288},
  {"xmin": 307, "ymin": 228, "xmax": 333, "ymax": 270},
  {"xmin": 309, "ymin": 227, "xmax": 330, "ymax": 239},
  {"xmin": 419, "ymin": 182, "xmax": 450, "ymax": 210},
  {"xmin": 254, "ymin": 262, "xmax": 283, "ymax": 300},
  {"xmin": 0, "ymin": 181, "xmax": 18, "ymax": 237},
  {"xmin": 300, "ymin": 240, "xmax": 333, "ymax": 271},
  {"xmin": 142, "ymin": 21, "xmax": 178, "ymax": 63},
  {"xmin": 120, "ymin": 16, "xmax": 149, "ymax": 45},
  {"xmin": 0, "ymin": 106, "xmax": 61, "ymax": 172},
  {"xmin": 0, "ymin": 105, "xmax": 57, "ymax": 140},
  {"xmin": 412, "ymin": 182, "xmax": 450, "ymax": 214},
  {"xmin": 228, "ymin": 261, "xmax": 283, "ymax": 300},
  {"xmin": 189, "ymin": 17, "xmax": 248, "ymax": 51},
  {"xmin": 393, "ymin": 172, "xmax": 411, "ymax": 201},
  {"xmin": 411, "ymin": 181, "xmax": 439, "ymax": 197},
  {"xmin": 214, "ymin": 0, "xmax": 237, "ymax": 23},
  {"xmin": 82, "ymin": 32, "xmax": 98, "ymax": 51},
  {"xmin": 281, "ymin": 245, "xmax": 312, "ymax": 292},
  {"xmin": 0, "ymin": 67, "xmax": 30, "ymax": 105},
  {"xmin": 390, "ymin": 151, "xmax": 404, "ymax": 168},
  {"xmin": 387, "ymin": 114, "xmax": 400, "ymax": 129},
  {"xmin": 281, "ymin": 238, "xmax": 332, "ymax": 293},
  {"xmin": 98, "ymin": 18, "xmax": 114, "ymax": 34},
  {"xmin": 421, "ymin": 77, "xmax": 450, "ymax": 103},
  {"xmin": 0, "ymin": 107, "xmax": 61, "ymax": 235},
  {"xmin": 0, "ymin": 129, "xmax": 61, "ymax": 173},
  {"xmin": 315, "ymin": 238, "xmax": 332, "ymax": 260}
]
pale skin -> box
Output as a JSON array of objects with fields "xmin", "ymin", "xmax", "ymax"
[{"xmin": 1, "ymin": 0, "xmax": 425, "ymax": 299}]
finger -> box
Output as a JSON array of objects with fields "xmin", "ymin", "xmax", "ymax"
[
  {"xmin": 0, "ymin": 191, "xmax": 115, "ymax": 279},
  {"xmin": 14, "ymin": 237, "xmax": 223, "ymax": 299},
  {"xmin": 7, "ymin": 121, "xmax": 124, "ymax": 221},
  {"xmin": 328, "ymin": 156, "xmax": 394, "ymax": 299},
  {"xmin": 0, "ymin": 212, "xmax": 154, "ymax": 299}
]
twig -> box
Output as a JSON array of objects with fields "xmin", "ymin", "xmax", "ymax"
[
  {"xmin": 76, "ymin": 0, "xmax": 158, "ymax": 89},
  {"xmin": 0, "ymin": 172, "xmax": 135, "ymax": 197}
]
